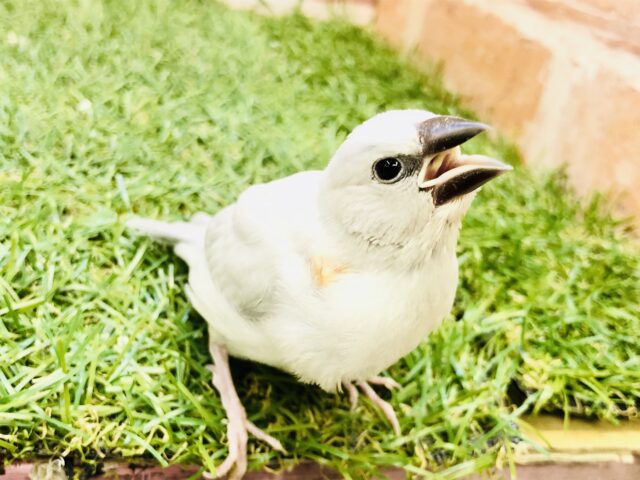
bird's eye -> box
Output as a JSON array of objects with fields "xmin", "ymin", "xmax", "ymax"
[{"xmin": 373, "ymin": 157, "xmax": 404, "ymax": 183}]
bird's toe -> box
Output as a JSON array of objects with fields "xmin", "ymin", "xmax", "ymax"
[
  {"xmin": 342, "ymin": 381, "xmax": 359, "ymax": 411},
  {"xmin": 368, "ymin": 375, "xmax": 401, "ymax": 391},
  {"xmin": 245, "ymin": 420, "xmax": 287, "ymax": 453},
  {"xmin": 357, "ymin": 380, "xmax": 401, "ymax": 435}
]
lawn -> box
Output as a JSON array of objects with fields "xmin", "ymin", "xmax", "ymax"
[{"xmin": 1, "ymin": 0, "xmax": 639, "ymax": 478}]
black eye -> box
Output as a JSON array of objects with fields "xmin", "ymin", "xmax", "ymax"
[{"xmin": 373, "ymin": 157, "xmax": 404, "ymax": 183}]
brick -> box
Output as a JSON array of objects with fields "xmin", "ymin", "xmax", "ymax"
[
  {"xmin": 416, "ymin": 1, "xmax": 552, "ymax": 136},
  {"xmin": 526, "ymin": 0, "xmax": 640, "ymax": 55},
  {"xmin": 556, "ymin": 68, "xmax": 640, "ymax": 223},
  {"xmin": 376, "ymin": 0, "xmax": 408, "ymax": 48},
  {"xmin": 375, "ymin": 0, "xmax": 430, "ymax": 50}
]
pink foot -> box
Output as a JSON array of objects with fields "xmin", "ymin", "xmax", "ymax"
[
  {"xmin": 342, "ymin": 376, "xmax": 401, "ymax": 435},
  {"xmin": 204, "ymin": 344, "xmax": 285, "ymax": 480}
]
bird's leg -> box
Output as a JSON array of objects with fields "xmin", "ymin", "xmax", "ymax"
[
  {"xmin": 205, "ymin": 345, "xmax": 247, "ymax": 480},
  {"xmin": 204, "ymin": 344, "xmax": 285, "ymax": 480},
  {"xmin": 349, "ymin": 377, "xmax": 401, "ymax": 435}
]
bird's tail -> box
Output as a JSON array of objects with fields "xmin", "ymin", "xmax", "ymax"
[
  {"xmin": 126, "ymin": 217, "xmax": 206, "ymax": 246},
  {"xmin": 127, "ymin": 214, "xmax": 270, "ymax": 358},
  {"xmin": 127, "ymin": 214, "xmax": 267, "ymax": 356}
]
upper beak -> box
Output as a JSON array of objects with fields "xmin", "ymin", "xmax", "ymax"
[
  {"xmin": 417, "ymin": 116, "xmax": 512, "ymax": 206},
  {"xmin": 419, "ymin": 116, "xmax": 490, "ymax": 156}
]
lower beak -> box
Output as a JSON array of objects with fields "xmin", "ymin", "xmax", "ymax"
[{"xmin": 418, "ymin": 152, "xmax": 512, "ymax": 206}]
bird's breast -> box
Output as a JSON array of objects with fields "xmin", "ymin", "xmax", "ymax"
[{"xmin": 268, "ymin": 252, "xmax": 459, "ymax": 390}]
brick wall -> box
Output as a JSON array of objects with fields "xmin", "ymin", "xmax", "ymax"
[{"xmin": 377, "ymin": 0, "xmax": 640, "ymax": 225}]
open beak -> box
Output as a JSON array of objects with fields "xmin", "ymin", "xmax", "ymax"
[{"xmin": 417, "ymin": 116, "xmax": 512, "ymax": 206}]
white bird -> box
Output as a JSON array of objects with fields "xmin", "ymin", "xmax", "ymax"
[{"xmin": 127, "ymin": 109, "xmax": 511, "ymax": 479}]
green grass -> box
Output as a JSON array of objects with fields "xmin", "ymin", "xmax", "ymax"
[{"xmin": 1, "ymin": 0, "xmax": 639, "ymax": 478}]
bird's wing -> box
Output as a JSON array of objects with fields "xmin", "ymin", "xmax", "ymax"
[
  {"xmin": 203, "ymin": 170, "xmax": 324, "ymax": 322},
  {"xmin": 128, "ymin": 171, "xmax": 324, "ymax": 361}
]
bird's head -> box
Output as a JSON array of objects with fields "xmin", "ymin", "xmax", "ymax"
[{"xmin": 319, "ymin": 110, "xmax": 512, "ymax": 267}]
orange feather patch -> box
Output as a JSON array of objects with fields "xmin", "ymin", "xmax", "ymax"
[{"xmin": 310, "ymin": 257, "xmax": 349, "ymax": 287}]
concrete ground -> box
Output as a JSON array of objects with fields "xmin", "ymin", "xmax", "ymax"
[
  {"xmin": 4, "ymin": 415, "xmax": 640, "ymax": 479},
  {"xmin": 4, "ymin": 458, "xmax": 640, "ymax": 480}
]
